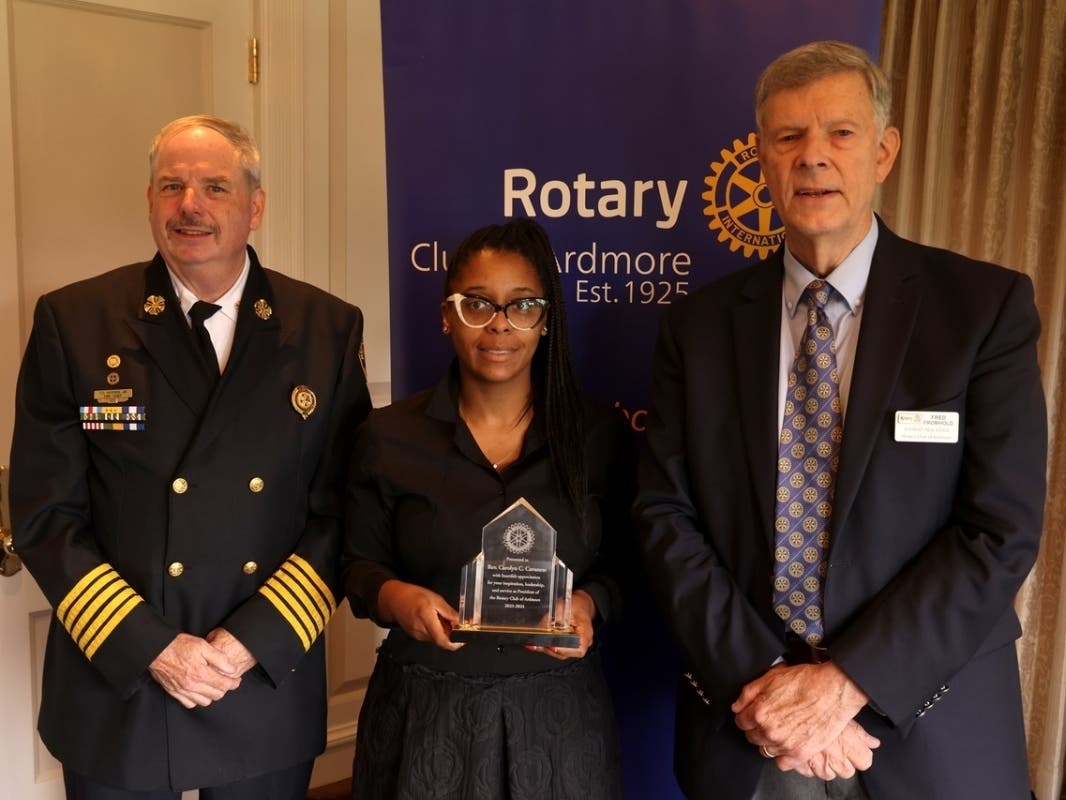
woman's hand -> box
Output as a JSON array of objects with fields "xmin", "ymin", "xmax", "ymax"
[
  {"xmin": 376, "ymin": 579, "xmax": 464, "ymax": 652},
  {"xmin": 529, "ymin": 589, "xmax": 596, "ymax": 660}
]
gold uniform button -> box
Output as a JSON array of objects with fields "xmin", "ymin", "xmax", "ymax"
[
  {"xmin": 172, "ymin": 478, "xmax": 188, "ymax": 494},
  {"xmin": 168, "ymin": 562, "xmax": 184, "ymax": 577},
  {"xmin": 242, "ymin": 561, "xmax": 258, "ymax": 575},
  {"xmin": 248, "ymin": 477, "xmax": 264, "ymax": 493}
]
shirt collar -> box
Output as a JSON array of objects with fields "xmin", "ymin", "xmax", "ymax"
[
  {"xmin": 426, "ymin": 360, "xmax": 462, "ymax": 423},
  {"xmin": 167, "ymin": 252, "xmax": 251, "ymax": 323},
  {"xmin": 782, "ymin": 216, "xmax": 878, "ymax": 318}
]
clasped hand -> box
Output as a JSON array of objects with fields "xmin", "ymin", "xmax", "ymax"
[
  {"xmin": 732, "ymin": 661, "xmax": 878, "ymax": 780},
  {"xmin": 148, "ymin": 629, "xmax": 257, "ymax": 709}
]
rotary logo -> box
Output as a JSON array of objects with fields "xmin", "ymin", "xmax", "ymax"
[
  {"xmin": 701, "ymin": 132, "xmax": 784, "ymax": 260},
  {"xmin": 503, "ymin": 522, "xmax": 535, "ymax": 555}
]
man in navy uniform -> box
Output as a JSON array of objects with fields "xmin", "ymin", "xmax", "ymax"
[{"xmin": 11, "ymin": 115, "xmax": 372, "ymax": 799}]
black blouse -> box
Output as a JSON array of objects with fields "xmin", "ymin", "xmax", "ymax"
[{"xmin": 343, "ymin": 365, "xmax": 635, "ymax": 675}]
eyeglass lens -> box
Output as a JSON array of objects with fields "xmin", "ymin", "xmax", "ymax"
[{"xmin": 456, "ymin": 296, "xmax": 546, "ymax": 329}]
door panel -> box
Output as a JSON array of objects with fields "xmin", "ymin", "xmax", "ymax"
[{"xmin": 1, "ymin": 4, "xmax": 382, "ymax": 796}]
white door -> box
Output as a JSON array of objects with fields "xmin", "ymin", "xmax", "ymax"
[{"xmin": 0, "ymin": 1, "xmax": 253, "ymax": 797}]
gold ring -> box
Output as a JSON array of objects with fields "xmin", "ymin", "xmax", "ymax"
[{"xmin": 759, "ymin": 745, "xmax": 774, "ymax": 759}]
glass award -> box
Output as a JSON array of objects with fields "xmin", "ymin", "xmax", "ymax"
[{"xmin": 450, "ymin": 497, "xmax": 580, "ymax": 647}]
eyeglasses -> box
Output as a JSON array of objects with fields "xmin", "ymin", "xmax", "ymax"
[{"xmin": 444, "ymin": 293, "xmax": 550, "ymax": 331}]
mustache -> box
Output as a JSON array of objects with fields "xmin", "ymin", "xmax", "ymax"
[{"xmin": 167, "ymin": 215, "xmax": 218, "ymax": 234}]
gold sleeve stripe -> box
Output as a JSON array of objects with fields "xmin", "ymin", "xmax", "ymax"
[
  {"xmin": 68, "ymin": 574, "xmax": 127, "ymax": 642},
  {"xmin": 54, "ymin": 563, "xmax": 146, "ymax": 660},
  {"xmin": 77, "ymin": 586, "xmax": 136, "ymax": 652},
  {"xmin": 267, "ymin": 572, "xmax": 321, "ymax": 639},
  {"xmin": 277, "ymin": 563, "xmax": 331, "ymax": 627},
  {"xmin": 273, "ymin": 569, "xmax": 326, "ymax": 633},
  {"xmin": 85, "ymin": 594, "xmax": 144, "ymax": 660},
  {"xmin": 260, "ymin": 583, "xmax": 313, "ymax": 650},
  {"xmin": 287, "ymin": 554, "xmax": 338, "ymax": 615},
  {"xmin": 62, "ymin": 570, "xmax": 120, "ymax": 635},
  {"xmin": 57, "ymin": 563, "xmax": 114, "ymax": 624}
]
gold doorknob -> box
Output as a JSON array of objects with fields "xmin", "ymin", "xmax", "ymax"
[
  {"xmin": 0, "ymin": 465, "xmax": 22, "ymax": 577},
  {"xmin": 0, "ymin": 527, "xmax": 20, "ymax": 577}
]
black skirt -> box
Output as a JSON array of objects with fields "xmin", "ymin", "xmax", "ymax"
[{"xmin": 351, "ymin": 649, "xmax": 623, "ymax": 799}]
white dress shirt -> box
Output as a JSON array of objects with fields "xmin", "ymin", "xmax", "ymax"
[{"xmin": 168, "ymin": 254, "xmax": 250, "ymax": 373}]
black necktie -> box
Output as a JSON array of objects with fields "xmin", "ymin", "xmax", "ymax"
[{"xmin": 189, "ymin": 301, "xmax": 222, "ymax": 376}]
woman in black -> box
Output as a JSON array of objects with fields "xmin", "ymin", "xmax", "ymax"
[{"xmin": 343, "ymin": 218, "xmax": 631, "ymax": 799}]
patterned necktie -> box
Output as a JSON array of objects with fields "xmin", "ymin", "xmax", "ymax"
[
  {"xmin": 189, "ymin": 300, "xmax": 222, "ymax": 376},
  {"xmin": 772, "ymin": 279, "xmax": 842, "ymax": 646}
]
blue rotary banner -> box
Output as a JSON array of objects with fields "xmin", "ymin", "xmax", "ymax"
[{"xmin": 381, "ymin": 4, "xmax": 882, "ymax": 795}]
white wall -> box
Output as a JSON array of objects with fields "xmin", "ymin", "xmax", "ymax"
[{"xmin": 343, "ymin": 0, "xmax": 391, "ymax": 406}]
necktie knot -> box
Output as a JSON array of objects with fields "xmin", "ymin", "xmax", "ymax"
[
  {"xmin": 189, "ymin": 300, "xmax": 222, "ymax": 325},
  {"xmin": 802, "ymin": 280, "xmax": 833, "ymax": 312},
  {"xmin": 801, "ymin": 281, "xmax": 831, "ymax": 332}
]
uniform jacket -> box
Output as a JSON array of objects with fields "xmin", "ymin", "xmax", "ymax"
[
  {"xmin": 10, "ymin": 247, "xmax": 372, "ymax": 790},
  {"xmin": 634, "ymin": 219, "xmax": 1047, "ymax": 799}
]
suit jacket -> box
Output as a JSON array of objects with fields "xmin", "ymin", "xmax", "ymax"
[
  {"xmin": 634, "ymin": 219, "xmax": 1046, "ymax": 799},
  {"xmin": 10, "ymin": 247, "xmax": 372, "ymax": 791}
]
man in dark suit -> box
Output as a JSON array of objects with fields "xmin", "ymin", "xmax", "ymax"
[
  {"xmin": 635, "ymin": 41, "xmax": 1046, "ymax": 799},
  {"xmin": 10, "ymin": 115, "xmax": 372, "ymax": 799}
]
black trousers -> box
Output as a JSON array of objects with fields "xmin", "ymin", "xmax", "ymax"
[{"xmin": 63, "ymin": 761, "xmax": 314, "ymax": 800}]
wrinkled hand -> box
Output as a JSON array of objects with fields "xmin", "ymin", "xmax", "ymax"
[
  {"xmin": 206, "ymin": 628, "xmax": 257, "ymax": 677},
  {"xmin": 732, "ymin": 661, "xmax": 868, "ymax": 770},
  {"xmin": 148, "ymin": 632, "xmax": 241, "ymax": 709},
  {"xmin": 529, "ymin": 589, "xmax": 596, "ymax": 661},
  {"xmin": 783, "ymin": 720, "xmax": 880, "ymax": 780},
  {"xmin": 377, "ymin": 579, "xmax": 463, "ymax": 652}
]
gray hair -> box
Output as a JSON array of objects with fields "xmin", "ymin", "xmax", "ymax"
[
  {"xmin": 755, "ymin": 40, "xmax": 893, "ymax": 134},
  {"xmin": 148, "ymin": 114, "xmax": 261, "ymax": 189}
]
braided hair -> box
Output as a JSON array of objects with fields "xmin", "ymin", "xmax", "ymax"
[{"xmin": 445, "ymin": 218, "xmax": 587, "ymax": 510}]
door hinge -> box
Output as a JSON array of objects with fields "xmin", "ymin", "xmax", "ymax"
[{"xmin": 248, "ymin": 36, "xmax": 259, "ymax": 85}]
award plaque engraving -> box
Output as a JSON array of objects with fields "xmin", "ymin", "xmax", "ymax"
[{"xmin": 450, "ymin": 497, "xmax": 580, "ymax": 647}]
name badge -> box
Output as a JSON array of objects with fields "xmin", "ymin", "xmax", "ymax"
[{"xmin": 894, "ymin": 410, "xmax": 959, "ymax": 443}]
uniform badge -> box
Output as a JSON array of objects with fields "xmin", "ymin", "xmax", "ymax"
[
  {"xmin": 144, "ymin": 295, "xmax": 166, "ymax": 315},
  {"xmin": 106, "ymin": 354, "xmax": 121, "ymax": 368},
  {"xmin": 254, "ymin": 299, "xmax": 273, "ymax": 320},
  {"xmin": 291, "ymin": 385, "xmax": 316, "ymax": 420}
]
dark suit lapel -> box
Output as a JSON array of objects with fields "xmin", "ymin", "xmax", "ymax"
[
  {"xmin": 832, "ymin": 224, "xmax": 923, "ymax": 537},
  {"xmin": 194, "ymin": 248, "xmax": 283, "ymax": 447},
  {"xmin": 127, "ymin": 254, "xmax": 214, "ymax": 415},
  {"xmin": 732, "ymin": 258, "xmax": 785, "ymax": 544}
]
